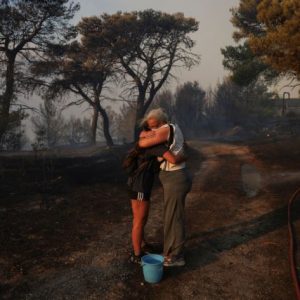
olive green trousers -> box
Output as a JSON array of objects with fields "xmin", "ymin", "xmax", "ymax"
[{"xmin": 159, "ymin": 168, "xmax": 192, "ymax": 257}]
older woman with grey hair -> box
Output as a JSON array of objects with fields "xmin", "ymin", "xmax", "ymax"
[{"xmin": 139, "ymin": 108, "xmax": 192, "ymax": 267}]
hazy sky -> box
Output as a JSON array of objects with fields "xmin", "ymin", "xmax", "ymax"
[
  {"xmin": 75, "ymin": 0, "xmax": 240, "ymax": 90},
  {"xmin": 25, "ymin": 0, "xmax": 241, "ymax": 142}
]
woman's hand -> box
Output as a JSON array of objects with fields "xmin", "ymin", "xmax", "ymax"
[
  {"xmin": 163, "ymin": 151, "xmax": 187, "ymax": 164},
  {"xmin": 138, "ymin": 126, "xmax": 169, "ymax": 148},
  {"xmin": 139, "ymin": 130, "xmax": 156, "ymax": 139}
]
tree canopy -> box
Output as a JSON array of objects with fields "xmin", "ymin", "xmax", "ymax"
[
  {"xmin": 250, "ymin": 0, "xmax": 300, "ymax": 79},
  {"xmin": 221, "ymin": 42, "xmax": 277, "ymax": 86},
  {"xmin": 32, "ymin": 35, "xmax": 118, "ymax": 146},
  {"xmin": 78, "ymin": 10, "xmax": 200, "ymax": 139},
  {"xmin": 0, "ymin": 0, "xmax": 79, "ymax": 144},
  {"xmin": 231, "ymin": 0, "xmax": 300, "ymax": 80}
]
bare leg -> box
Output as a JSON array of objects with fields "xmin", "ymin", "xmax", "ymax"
[{"xmin": 131, "ymin": 199, "xmax": 150, "ymax": 256}]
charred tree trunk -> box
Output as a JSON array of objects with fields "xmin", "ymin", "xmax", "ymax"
[
  {"xmin": 133, "ymin": 90, "xmax": 156, "ymax": 141},
  {"xmin": 0, "ymin": 53, "xmax": 16, "ymax": 142},
  {"xmin": 98, "ymin": 104, "xmax": 114, "ymax": 147},
  {"xmin": 134, "ymin": 91, "xmax": 147, "ymax": 141},
  {"xmin": 92, "ymin": 87, "xmax": 114, "ymax": 147},
  {"xmin": 91, "ymin": 106, "xmax": 98, "ymax": 145}
]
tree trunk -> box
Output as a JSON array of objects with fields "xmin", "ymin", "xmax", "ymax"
[
  {"xmin": 90, "ymin": 88, "xmax": 114, "ymax": 147},
  {"xmin": 98, "ymin": 105, "xmax": 114, "ymax": 147},
  {"xmin": 0, "ymin": 53, "xmax": 16, "ymax": 142},
  {"xmin": 133, "ymin": 91, "xmax": 156, "ymax": 141},
  {"xmin": 91, "ymin": 106, "xmax": 98, "ymax": 145},
  {"xmin": 134, "ymin": 94, "xmax": 147, "ymax": 141}
]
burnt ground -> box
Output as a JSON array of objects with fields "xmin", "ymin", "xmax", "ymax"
[{"xmin": 0, "ymin": 137, "xmax": 300, "ymax": 300}]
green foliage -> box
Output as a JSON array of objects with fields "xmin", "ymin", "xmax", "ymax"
[
  {"xmin": 230, "ymin": 0, "xmax": 300, "ymax": 79},
  {"xmin": 223, "ymin": 0, "xmax": 273, "ymax": 85},
  {"xmin": 230, "ymin": 0, "xmax": 263, "ymax": 42},
  {"xmin": 221, "ymin": 42, "xmax": 277, "ymax": 86}
]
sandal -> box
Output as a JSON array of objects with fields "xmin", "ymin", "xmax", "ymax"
[
  {"xmin": 163, "ymin": 255, "xmax": 185, "ymax": 267},
  {"xmin": 129, "ymin": 252, "xmax": 143, "ymax": 265}
]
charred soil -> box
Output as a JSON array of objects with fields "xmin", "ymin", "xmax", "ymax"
[{"xmin": 0, "ymin": 138, "xmax": 299, "ymax": 299}]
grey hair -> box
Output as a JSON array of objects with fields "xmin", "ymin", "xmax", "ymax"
[{"xmin": 140, "ymin": 108, "xmax": 169, "ymax": 127}]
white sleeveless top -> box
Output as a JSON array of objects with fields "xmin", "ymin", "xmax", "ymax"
[{"xmin": 159, "ymin": 123, "xmax": 186, "ymax": 171}]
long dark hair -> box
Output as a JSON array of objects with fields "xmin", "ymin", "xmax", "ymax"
[{"xmin": 122, "ymin": 143, "xmax": 145, "ymax": 170}]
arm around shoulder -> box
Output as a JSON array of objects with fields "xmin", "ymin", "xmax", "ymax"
[
  {"xmin": 162, "ymin": 151, "xmax": 187, "ymax": 164},
  {"xmin": 138, "ymin": 126, "xmax": 169, "ymax": 148}
]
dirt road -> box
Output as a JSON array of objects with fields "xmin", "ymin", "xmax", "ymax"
[{"xmin": 1, "ymin": 138, "xmax": 299, "ymax": 299}]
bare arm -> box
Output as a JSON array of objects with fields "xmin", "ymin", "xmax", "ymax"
[
  {"xmin": 138, "ymin": 126, "xmax": 169, "ymax": 148},
  {"xmin": 162, "ymin": 150, "xmax": 186, "ymax": 164},
  {"xmin": 139, "ymin": 130, "xmax": 155, "ymax": 139}
]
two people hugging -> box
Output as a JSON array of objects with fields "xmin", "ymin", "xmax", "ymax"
[{"xmin": 123, "ymin": 108, "xmax": 192, "ymax": 267}]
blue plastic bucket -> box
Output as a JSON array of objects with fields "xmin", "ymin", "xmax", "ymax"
[{"xmin": 141, "ymin": 254, "xmax": 164, "ymax": 283}]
